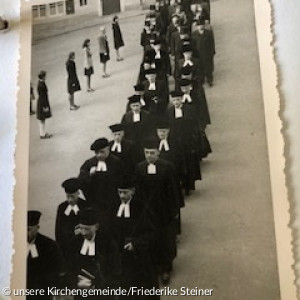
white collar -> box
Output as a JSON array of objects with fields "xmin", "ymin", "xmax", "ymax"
[
  {"xmin": 117, "ymin": 200, "xmax": 131, "ymax": 218},
  {"xmin": 28, "ymin": 242, "xmax": 39, "ymax": 258},
  {"xmin": 80, "ymin": 235, "xmax": 96, "ymax": 256},
  {"xmin": 64, "ymin": 204, "xmax": 80, "ymax": 216},
  {"xmin": 159, "ymin": 139, "xmax": 170, "ymax": 151},
  {"xmin": 97, "ymin": 161, "xmax": 107, "ymax": 172},
  {"xmin": 111, "ymin": 141, "xmax": 122, "ymax": 153}
]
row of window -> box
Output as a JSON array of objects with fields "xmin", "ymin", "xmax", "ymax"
[{"xmin": 32, "ymin": 0, "xmax": 88, "ymax": 19}]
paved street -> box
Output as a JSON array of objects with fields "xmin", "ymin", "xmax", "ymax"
[{"xmin": 29, "ymin": 0, "xmax": 281, "ymax": 299}]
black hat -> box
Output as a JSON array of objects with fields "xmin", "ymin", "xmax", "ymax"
[
  {"xmin": 170, "ymin": 90, "xmax": 183, "ymax": 97},
  {"xmin": 181, "ymin": 65, "xmax": 193, "ymax": 75},
  {"xmin": 38, "ymin": 70, "xmax": 46, "ymax": 79},
  {"xmin": 90, "ymin": 138, "xmax": 109, "ymax": 151},
  {"xmin": 128, "ymin": 94, "xmax": 141, "ymax": 104},
  {"xmin": 182, "ymin": 44, "xmax": 192, "ymax": 53},
  {"xmin": 118, "ymin": 177, "xmax": 136, "ymax": 189},
  {"xmin": 149, "ymin": 4, "xmax": 155, "ymax": 10},
  {"xmin": 180, "ymin": 79, "xmax": 192, "ymax": 86},
  {"xmin": 143, "ymin": 138, "xmax": 159, "ymax": 149},
  {"xmin": 62, "ymin": 178, "xmax": 81, "ymax": 194},
  {"xmin": 134, "ymin": 84, "xmax": 145, "ymax": 92},
  {"xmin": 79, "ymin": 208, "xmax": 99, "ymax": 225},
  {"xmin": 109, "ymin": 123, "xmax": 124, "ymax": 132},
  {"xmin": 28, "ymin": 211, "xmax": 41, "ymax": 226},
  {"xmin": 156, "ymin": 120, "xmax": 170, "ymax": 129},
  {"xmin": 145, "ymin": 20, "xmax": 151, "ymax": 26},
  {"xmin": 144, "ymin": 68, "xmax": 156, "ymax": 75}
]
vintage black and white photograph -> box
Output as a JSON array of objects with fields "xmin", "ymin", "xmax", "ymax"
[{"xmin": 25, "ymin": 0, "xmax": 282, "ymax": 299}]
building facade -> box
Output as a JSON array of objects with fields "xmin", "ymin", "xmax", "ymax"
[{"xmin": 32, "ymin": 0, "xmax": 144, "ymax": 22}]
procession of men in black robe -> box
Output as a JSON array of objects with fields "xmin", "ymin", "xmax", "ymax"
[{"xmin": 27, "ymin": 0, "xmax": 215, "ymax": 298}]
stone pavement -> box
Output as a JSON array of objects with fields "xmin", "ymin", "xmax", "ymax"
[{"xmin": 29, "ymin": 0, "xmax": 281, "ymax": 299}]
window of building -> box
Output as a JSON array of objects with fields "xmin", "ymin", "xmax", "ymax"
[
  {"xmin": 79, "ymin": 0, "xmax": 88, "ymax": 6},
  {"xmin": 39, "ymin": 5, "xmax": 47, "ymax": 17},
  {"xmin": 32, "ymin": 2, "xmax": 65, "ymax": 19}
]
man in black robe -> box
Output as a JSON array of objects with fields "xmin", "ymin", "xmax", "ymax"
[
  {"xmin": 108, "ymin": 123, "xmax": 138, "ymax": 173},
  {"xmin": 176, "ymin": 43, "xmax": 204, "ymax": 88},
  {"xmin": 27, "ymin": 211, "xmax": 63, "ymax": 299},
  {"xmin": 155, "ymin": 121, "xmax": 185, "ymax": 236},
  {"xmin": 65, "ymin": 208, "xmax": 119, "ymax": 299},
  {"xmin": 78, "ymin": 138, "xmax": 124, "ymax": 224},
  {"xmin": 143, "ymin": 68, "xmax": 169, "ymax": 116},
  {"xmin": 112, "ymin": 179, "xmax": 159, "ymax": 299},
  {"xmin": 167, "ymin": 90, "xmax": 202, "ymax": 195},
  {"xmin": 179, "ymin": 78, "xmax": 211, "ymax": 129},
  {"xmin": 191, "ymin": 18, "xmax": 215, "ymax": 86},
  {"xmin": 55, "ymin": 178, "xmax": 88, "ymax": 259},
  {"xmin": 121, "ymin": 95, "xmax": 150, "ymax": 161},
  {"xmin": 134, "ymin": 138, "xmax": 181, "ymax": 285}
]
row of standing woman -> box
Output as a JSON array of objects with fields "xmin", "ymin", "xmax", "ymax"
[{"xmin": 31, "ymin": 15, "xmax": 125, "ymax": 138}]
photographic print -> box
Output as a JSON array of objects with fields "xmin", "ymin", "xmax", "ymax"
[{"xmin": 7, "ymin": 0, "xmax": 296, "ymax": 299}]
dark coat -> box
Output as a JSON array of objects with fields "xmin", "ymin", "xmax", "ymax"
[
  {"xmin": 111, "ymin": 195, "xmax": 159, "ymax": 297},
  {"xmin": 143, "ymin": 79, "xmax": 169, "ymax": 113},
  {"xmin": 166, "ymin": 24, "xmax": 179, "ymax": 49},
  {"xmin": 109, "ymin": 139, "xmax": 138, "ymax": 174},
  {"xmin": 181, "ymin": 87, "xmax": 211, "ymax": 129},
  {"xmin": 112, "ymin": 22, "xmax": 124, "ymax": 50},
  {"xmin": 27, "ymin": 233, "xmax": 62, "ymax": 299},
  {"xmin": 144, "ymin": 49, "xmax": 171, "ymax": 80},
  {"xmin": 66, "ymin": 59, "xmax": 81, "ymax": 94},
  {"xmin": 55, "ymin": 198, "xmax": 88, "ymax": 257},
  {"xmin": 140, "ymin": 30, "xmax": 152, "ymax": 49},
  {"xmin": 134, "ymin": 159, "xmax": 181, "ymax": 268},
  {"xmin": 36, "ymin": 80, "xmax": 52, "ymax": 121},
  {"xmin": 121, "ymin": 110, "xmax": 150, "ymax": 160},
  {"xmin": 176, "ymin": 57, "xmax": 204, "ymax": 85},
  {"xmin": 191, "ymin": 29, "xmax": 215, "ymax": 75},
  {"xmin": 65, "ymin": 232, "xmax": 121, "ymax": 294},
  {"xmin": 78, "ymin": 154, "xmax": 124, "ymax": 221},
  {"xmin": 167, "ymin": 105, "xmax": 202, "ymax": 186}
]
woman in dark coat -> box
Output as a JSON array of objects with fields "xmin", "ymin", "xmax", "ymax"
[
  {"xmin": 112, "ymin": 15, "xmax": 124, "ymax": 61},
  {"xmin": 66, "ymin": 51, "xmax": 81, "ymax": 110},
  {"xmin": 36, "ymin": 70, "xmax": 52, "ymax": 139}
]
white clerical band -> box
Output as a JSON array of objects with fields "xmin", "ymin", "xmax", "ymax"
[
  {"xmin": 140, "ymin": 97, "xmax": 146, "ymax": 106},
  {"xmin": 148, "ymin": 83, "xmax": 156, "ymax": 91},
  {"xmin": 183, "ymin": 60, "xmax": 193, "ymax": 67},
  {"xmin": 147, "ymin": 163, "xmax": 157, "ymax": 174},
  {"xmin": 64, "ymin": 204, "xmax": 80, "ymax": 216},
  {"xmin": 159, "ymin": 139, "xmax": 170, "ymax": 151},
  {"xmin": 97, "ymin": 161, "xmax": 107, "ymax": 172},
  {"xmin": 182, "ymin": 94, "xmax": 192, "ymax": 103},
  {"xmin": 133, "ymin": 113, "xmax": 140, "ymax": 123},
  {"xmin": 175, "ymin": 108, "xmax": 183, "ymax": 118},
  {"xmin": 28, "ymin": 243, "xmax": 39, "ymax": 258},
  {"xmin": 80, "ymin": 239, "xmax": 96, "ymax": 256},
  {"xmin": 155, "ymin": 51, "xmax": 161, "ymax": 59},
  {"xmin": 111, "ymin": 142, "xmax": 122, "ymax": 153},
  {"xmin": 117, "ymin": 202, "xmax": 131, "ymax": 218}
]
